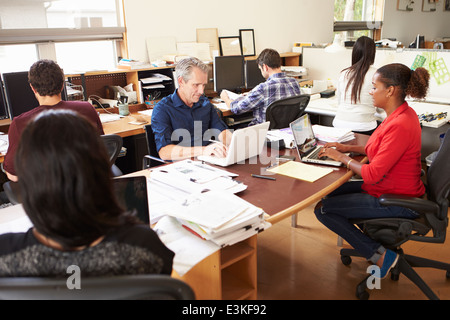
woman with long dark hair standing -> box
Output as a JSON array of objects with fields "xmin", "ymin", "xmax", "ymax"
[{"xmin": 333, "ymin": 36, "xmax": 383, "ymax": 135}]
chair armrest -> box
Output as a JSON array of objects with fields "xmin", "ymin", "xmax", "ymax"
[
  {"xmin": 379, "ymin": 194, "xmax": 439, "ymax": 214},
  {"xmin": 142, "ymin": 155, "xmax": 167, "ymax": 169}
]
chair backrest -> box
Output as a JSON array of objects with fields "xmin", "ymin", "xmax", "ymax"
[
  {"xmin": 0, "ymin": 274, "xmax": 195, "ymax": 300},
  {"xmin": 101, "ymin": 134, "xmax": 123, "ymax": 165},
  {"xmin": 2, "ymin": 181, "xmax": 19, "ymax": 205},
  {"xmin": 265, "ymin": 94, "xmax": 310, "ymax": 130},
  {"xmin": 143, "ymin": 124, "xmax": 165, "ymax": 168},
  {"xmin": 426, "ymin": 128, "xmax": 450, "ymax": 220}
]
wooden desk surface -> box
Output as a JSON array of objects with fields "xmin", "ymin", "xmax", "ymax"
[
  {"xmin": 102, "ymin": 113, "xmax": 151, "ymax": 137},
  {"xmin": 221, "ymin": 133, "xmax": 369, "ymax": 224},
  {"xmin": 129, "ymin": 133, "xmax": 369, "ymax": 224},
  {"xmin": 101, "ymin": 104, "xmax": 153, "ymax": 138}
]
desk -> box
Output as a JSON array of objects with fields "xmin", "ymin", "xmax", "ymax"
[
  {"xmin": 133, "ymin": 133, "xmax": 369, "ymax": 299},
  {"xmin": 102, "ymin": 111, "xmax": 151, "ymax": 138},
  {"xmin": 306, "ymin": 97, "xmax": 450, "ymax": 160}
]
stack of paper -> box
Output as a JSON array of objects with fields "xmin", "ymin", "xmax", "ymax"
[
  {"xmin": 163, "ymin": 191, "xmax": 268, "ymax": 247},
  {"xmin": 148, "ymin": 159, "xmax": 270, "ymax": 247},
  {"xmin": 117, "ymin": 59, "xmax": 152, "ymax": 70},
  {"xmin": 148, "ymin": 160, "xmax": 246, "ymax": 223},
  {"xmin": 312, "ymin": 125, "xmax": 355, "ymax": 143},
  {"xmin": 140, "ymin": 73, "xmax": 172, "ymax": 89},
  {"xmin": 266, "ymin": 128, "xmax": 295, "ymax": 148},
  {"xmin": 267, "ymin": 160, "xmax": 333, "ymax": 182}
]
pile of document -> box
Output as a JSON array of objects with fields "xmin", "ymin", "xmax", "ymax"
[
  {"xmin": 266, "ymin": 128, "xmax": 295, "ymax": 148},
  {"xmin": 312, "ymin": 125, "xmax": 355, "ymax": 143},
  {"xmin": 140, "ymin": 73, "xmax": 172, "ymax": 90},
  {"xmin": 149, "ymin": 160, "xmax": 269, "ymax": 247}
]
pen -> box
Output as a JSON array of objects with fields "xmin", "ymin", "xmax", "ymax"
[{"xmin": 251, "ymin": 174, "xmax": 276, "ymax": 181}]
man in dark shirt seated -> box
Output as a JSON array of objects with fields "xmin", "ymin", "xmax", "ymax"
[
  {"xmin": 3, "ymin": 59, "xmax": 104, "ymax": 182},
  {"xmin": 151, "ymin": 57, "xmax": 232, "ymax": 161}
]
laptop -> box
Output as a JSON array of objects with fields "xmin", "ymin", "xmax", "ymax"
[
  {"xmin": 197, "ymin": 121, "xmax": 270, "ymax": 167},
  {"xmin": 113, "ymin": 176, "xmax": 150, "ymax": 225},
  {"xmin": 289, "ymin": 114, "xmax": 343, "ymax": 167}
]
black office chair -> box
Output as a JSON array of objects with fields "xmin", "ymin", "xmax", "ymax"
[
  {"xmin": 265, "ymin": 94, "xmax": 310, "ymax": 130},
  {"xmin": 0, "ymin": 274, "xmax": 195, "ymax": 300},
  {"xmin": 101, "ymin": 134, "xmax": 123, "ymax": 176},
  {"xmin": 2, "ymin": 181, "xmax": 19, "ymax": 205},
  {"xmin": 340, "ymin": 128, "xmax": 450, "ymax": 300},
  {"xmin": 142, "ymin": 124, "xmax": 167, "ymax": 169}
]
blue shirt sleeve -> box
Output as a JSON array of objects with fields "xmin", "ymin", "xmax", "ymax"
[{"xmin": 151, "ymin": 98, "xmax": 173, "ymax": 152}]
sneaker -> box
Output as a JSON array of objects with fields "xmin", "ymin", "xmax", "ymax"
[{"xmin": 378, "ymin": 249, "xmax": 399, "ymax": 279}]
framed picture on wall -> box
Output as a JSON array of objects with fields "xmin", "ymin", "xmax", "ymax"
[
  {"xmin": 445, "ymin": 0, "xmax": 450, "ymax": 10},
  {"xmin": 196, "ymin": 28, "xmax": 220, "ymax": 56},
  {"xmin": 239, "ymin": 29, "xmax": 255, "ymax": 57},
  {"xmin": 219, "ymin": 36, "xmax": 242, "ymax": 56},
  {"xmin": 397, "ymin": 0, "xmax": 415, "ymax": 11},
  {"xmin": 422, "ymin": 0, "xmax": 437, "ymax": 11}
]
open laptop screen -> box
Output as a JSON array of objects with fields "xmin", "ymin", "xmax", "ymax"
[
  {"xmin": 290, "ymin": 114, "xmax": 318, "ymax": 156},
  {"xmin": 112, "ymin": 176, "xmax": 150, "ymax": 225}
]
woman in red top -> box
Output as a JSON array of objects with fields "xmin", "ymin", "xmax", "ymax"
[{"xmin": 314, "ymin": 63, "xmax": 429, "ymax": 279}]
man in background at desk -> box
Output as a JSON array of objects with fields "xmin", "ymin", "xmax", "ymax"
[
  {"xmin": 3, "ymin": 59, "xmax": 104, "ymax": 182},
  {"xmin": 151, "ymin": 57, "xmax": 231, "ymax": 161},
  {"xmin": 220, "ymin": 48, "xmax": 301, "ymax": 126}
]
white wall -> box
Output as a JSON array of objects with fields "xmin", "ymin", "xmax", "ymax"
[
  {"xmin": 123, "ymin": 0, "xmax": 335, "ymax": 63},
  {"xmin": 124, "ymin": 0, "xmax": 450, "ymax": 64},
  {"xmin": 383, "ymin": 0, "xmax": 450, "ymax": 47}
]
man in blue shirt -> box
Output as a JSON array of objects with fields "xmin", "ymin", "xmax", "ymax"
[
  {"xmin": 220, "ymin": 48, "xmax": 301, "ymax": 126},
  {"xmin": 151, "ymin": 57, "xmax": 231, "ymax": 161}
]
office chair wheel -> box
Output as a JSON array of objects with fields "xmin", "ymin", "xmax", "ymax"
[
  {"xmin": 355, "ymin": 280, "xmax": 370, "ymax": 300},
  {"xmin": 391, "ymin": 272, "xmax": 400, "ymax": 281},
  {"xmin": 341, "ymin": 255, "xmax": 352, "ymax": 266}
]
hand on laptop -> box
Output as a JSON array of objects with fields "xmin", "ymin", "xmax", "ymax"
[
  {"xmin": 203, "ymin": 141, "xmax": 227, "ymax": 158},
  {"xmin": 318, "ymin": 144, "xmax": 344, "ymax": 163}
]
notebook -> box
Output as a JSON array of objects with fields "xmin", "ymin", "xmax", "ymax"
[
  {"xmin": 289, "ymin": 114, "xmax": 343, "ymax": 167},
  {"xmin": 197, "ymin": 121, "xmax": 270, "ymax": 167},
  {"xmin": 112, "ymin": 176, "xmax": 150, "ymax": 225}
]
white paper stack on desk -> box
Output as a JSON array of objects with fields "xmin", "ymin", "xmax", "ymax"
[
  {"xmin": 312, "ymin": 124, "xmax": 355, "ymax": 143},
  {"xmin": 166, "ymin": 190, "xmax": 268, "ymax": 247},
  {"xmin": 148, "ymin": 159, "xmax": 270, "ymax": 247}
]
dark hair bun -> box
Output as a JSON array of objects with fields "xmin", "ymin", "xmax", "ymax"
[{"xmin": 406, "ymin": 67, "xmax": 430, "ymax": 99}]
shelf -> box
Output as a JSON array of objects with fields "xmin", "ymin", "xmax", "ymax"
[
  {"xmin": 221, "ymin": 268, "xmax": 256, "ymax": 300},
  {"xmin": 220, "ymin": 236, "xmax": 257, "ymax": 300},
  {"xmin": 221, "ymin": 241, "xmax": 255, "ymax": 269}
]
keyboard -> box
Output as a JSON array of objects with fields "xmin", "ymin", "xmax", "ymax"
[
  {"xmin": 308, "ymin": 147, "xmax": 331, "ymax": 161},
  {"xmin": 309, "ymin": 147, "xmax": 322, "ymax": 159}
]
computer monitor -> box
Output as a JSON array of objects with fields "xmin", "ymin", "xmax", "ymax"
[
  {"xmin": 214, "ymin": 55, "xmax": 245, "ymax": 93},
  {"xmin": 245, "ymin": 59, "xmax": 266, "ymax": 89},
  {"xmin": 0, "ymin": 77, "xmax": 10, "ymax": 120},
  {"xmin": 3, "ymin": 71, "xmax": 68, "ymax": 119},
  {"xmin": 3, "ymin": 71, "xmax": 39, "ymax": 119}
]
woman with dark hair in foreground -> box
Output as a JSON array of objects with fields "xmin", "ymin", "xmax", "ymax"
[{"xmin": 0, "ymin": 109, "xmax": 173, "ymax": 277}]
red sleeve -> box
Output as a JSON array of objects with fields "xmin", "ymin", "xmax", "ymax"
[
  {"xmin": 361, "ymin": 123, "xmax": 410, "ymax": 185},
  {"xmin": 3, "ymin": 119, "xmax": 20, "ymax": 176}
]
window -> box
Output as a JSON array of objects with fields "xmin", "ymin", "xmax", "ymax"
[
  {"xmin": 334, "ymin": 0, "xmax": 384, "ymax": 41},
  {"xmin": 0, "ymin": 0, "xmax": 124, "ymax": 73},
  {"xmin": 0, "ymin": 44, "xmax": 38, "ymax": 73}
]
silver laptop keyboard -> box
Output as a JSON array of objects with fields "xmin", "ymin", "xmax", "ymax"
[{"xmin": 309, "ymin": 147, "xmax": 323, "ymax": 159}]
